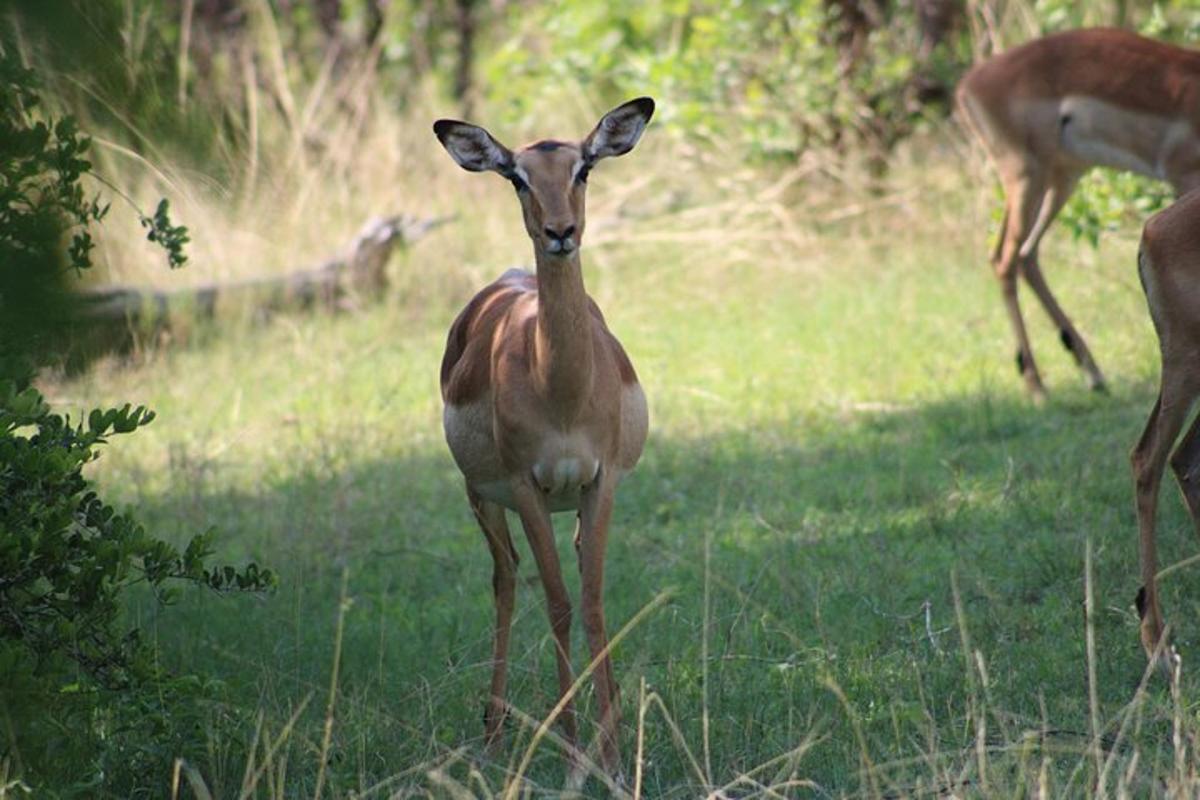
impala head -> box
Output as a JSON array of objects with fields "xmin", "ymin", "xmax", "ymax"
[{"xmin": 434, "ymin": 97, "xmax": 654, "ymax": 259}]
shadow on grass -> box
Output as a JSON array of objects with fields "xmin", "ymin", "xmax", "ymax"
[{"xmin": 127, "ymin": 380, "xmax": 1200, "ymax": 796}]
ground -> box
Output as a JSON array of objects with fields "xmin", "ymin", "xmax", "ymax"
[{"xmin": 53, "ymin": 147, "xmax": 1200, "ymax": 796}]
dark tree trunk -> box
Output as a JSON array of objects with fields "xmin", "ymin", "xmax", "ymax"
[
  {"xmin": 912, "ymin": 0, "xmax": 963, "ymax": 105},
  {"xmin": 362, "ymin": 0, "xmax": 385, "ymax": 47},
  {"xmin": 313, "ymin": 0, "xmax": 343, "ymax": 40}
]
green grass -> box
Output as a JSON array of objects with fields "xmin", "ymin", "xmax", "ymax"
[{"xmin": 41, "ymin": 152, "xmax": 1200, "ymax": 797}]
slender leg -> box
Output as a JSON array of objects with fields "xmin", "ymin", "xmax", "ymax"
[
  {"xmin": 577, "ymin": 472, "xmax": 621, "ymax": 777},
  {"xmin": 512, "ymin": 482, "xmax": 578, "ymax": 749},
  {"xmin": 1132, "ymin": 394, "xmax": 1165, "ymax": 658},
  {"xmin": 1170, "ymin": 409, "xmax": 1200, "ymax": 536},
  {"xmin": 1017, "ymin": 171, "xmax": 1108, "ymax": 391},
  {"xmin": 1131, "ymin": 373, "xmax": 1198, "ymax": 671},
  {"xmin": 468, "ymin": 487, "xmax": 519, "ymax": 750},
  {"xmin": 1023, "ymin": 256, "xmax": 1107, "ymax": 391},
  {"xmin": 994, "ymin": 171, "xmax": 1048, "ymax": 400}
]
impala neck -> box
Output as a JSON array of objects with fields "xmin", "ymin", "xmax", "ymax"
[{"xmin": 534, "ymin": 248, "xmax": 594, "ymax": 421}]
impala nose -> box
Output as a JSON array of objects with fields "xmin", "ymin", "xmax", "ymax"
[{"xmin": 543, "ymin": 225, "xmax": 577, "ymax": 254}]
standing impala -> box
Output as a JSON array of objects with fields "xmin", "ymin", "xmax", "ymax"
[
  {"xmin": 434, "ymin": 98, "xmax": 653, "ymax": 777},
  {"xmin": 1132, "ymin": 190, "xmax": 1200, "ymax": 675},
  {"xmin": 957, "ymin": 28, "xmax": 1200, "ymax": 400}
]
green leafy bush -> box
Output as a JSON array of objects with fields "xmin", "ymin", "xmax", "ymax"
[
  {"xmin": 0, "ymin": 383, "xmax": 274, "ymax": 687},
  {"xmin": 0, "ymin": 45, "xmax": 271, "ymax": 792},
  {"xmin": 479, "ymin": 1, "xmax": 964, "ymax": 166}
]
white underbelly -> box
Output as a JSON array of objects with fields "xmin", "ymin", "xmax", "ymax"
[
  {"xmin": 1057, "ymin": 96, "xmax": 1179, "ymax": 179},
  {"xmin": 444, "ymin": 400, "xmax": 504, "ymax": 486}
]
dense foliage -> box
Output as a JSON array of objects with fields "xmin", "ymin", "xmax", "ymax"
[
  {"xmin": 0, "ymin": 385, "xmax": 273, "ymax": 687},
  {"xmin": 480, "ymin": 0, "xmax": 964, "ymax": 166},
  {"xmin": 0, "ymin": 45, "xmax": 271, "ymax": 791},
  {"xmin": 20, "ymin": 1, "xmax": 1194, "ymax": 237}
]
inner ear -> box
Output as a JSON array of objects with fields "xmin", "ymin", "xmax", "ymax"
[
  {"xmin": 433, "ymin": 120, "xmax": 515, "ymax": 175},
  {"xmin": 583, "ymin": 97, "xmax": 655, "ymax": 162}
]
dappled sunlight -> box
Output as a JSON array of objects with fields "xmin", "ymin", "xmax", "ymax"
[
  {"xmin": 9, "ymin": 2, "xmax": 1200, "ymax": 795},
  {"xmin": 102, "ymin": 370, "xmax": 1200, "ymax": 792}
]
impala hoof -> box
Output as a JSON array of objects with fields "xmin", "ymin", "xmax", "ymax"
[
  {"xmin": 1148, "ymin": 642, "xmax": 1182, "ymax": 683},
  {"xmin": 564, "ymin": 753, "xmax": 588, "ymax": 794},
  {"xmin": 1141, "ymin": 643, "xmax": 1176, "ymax": 682},
  {"xmin": 1136, "ymin": 586, "xmax": 1178, "ymax": 680}
]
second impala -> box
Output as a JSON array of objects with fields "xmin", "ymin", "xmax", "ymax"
[{"xmin": 957, "ymin": 28, "xmax": 1200, "ymax": 400}]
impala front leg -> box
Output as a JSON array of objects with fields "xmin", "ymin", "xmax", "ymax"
[
  {"xmin": 512, "ymin": 482, "xmax": 579, "ymax": 751},
  {"xmin": 577, "ymin": 469, "xmax": 621, "ymax": 778},
  {"xmin": 468, "ymin": 487, "xmax": 519, "ymax": 750}
]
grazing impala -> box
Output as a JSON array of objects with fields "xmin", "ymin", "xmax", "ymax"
[
  {"xmin": 434, "ymin": 98, "xmax": 654, "ymax": 776},
  {"xmin": 1132, "ymin": 189, "xmax": 1200, "ymax": 675},
  {"xmin": 957, "ymin": 28, "xmax": 1200, "ymax": 400}
]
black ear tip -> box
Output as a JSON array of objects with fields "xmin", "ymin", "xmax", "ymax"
[
  {"xmin": 433, "ymin": 119, "xmax": 467, "ymax": 141},
  {"xmin": 633, "ymin": 97, "xmax": 655, "ymax": 119}
]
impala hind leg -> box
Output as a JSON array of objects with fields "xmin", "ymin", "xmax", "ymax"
[
  {"xmin": 1132, "ymin": 374, "xmax": 1199, "ymax": 674},
  {"xmin": 512, "ymin": 484, "xmax": 579, "ymax": 753},
  {"xmin": 577, "ymin": 473, "xmax": 622, "ymax": 781},
  {"xmin": 1019, "ymin": 170, "xmax": 1108, "ymax": 391},
  {"xmin": 468, "ymin": 488, "xmax": 519, "ymax": 749},
  {"xmin": 994, "ymin": 170, "xmax": 1049, "ymax": 400}
]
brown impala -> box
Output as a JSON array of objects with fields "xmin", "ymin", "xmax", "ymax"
[
  {"xmin": 433, "ymin": 98, "xmax": 654, "ymax": 777},
  {"xmin": 958, "ymin": 28, "xmax": 1200, "ymax": 401},
  {"xmin": 1132, "ymin": 189, "xmax": 1200, "ymax": 677}
]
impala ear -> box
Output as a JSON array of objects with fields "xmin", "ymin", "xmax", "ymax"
[
  {"xmin": 583, "ymin": 97, "xmax": 655, "ymax": 162},
  {"xmin": 433, "ymin": 119, "xmax": 515, "ymax": 175}
]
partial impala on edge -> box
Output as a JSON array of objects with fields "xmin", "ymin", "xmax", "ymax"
[
  {"xmin": 1132, "ymin": 190, "xmax": 1200, "ymax": 676},
  {"xmin": 433, "ymin": 98, "xmax": 654, "ymax": 781},
  {"xmin": 957, "ymin": 28, "xmax": 1200, "ymax": 401}
]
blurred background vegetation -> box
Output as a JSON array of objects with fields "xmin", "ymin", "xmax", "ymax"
[
  {"xmin": 3, "ymin": 0, "xmax": 1200, "ymax": 796},
  {"xmin": 7, "ymin": 0, "xmax": 1197, "ymax": 293}
]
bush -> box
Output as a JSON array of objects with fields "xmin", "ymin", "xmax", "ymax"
[{"xmin": 0, "ymin": 45, "xmax": 271, "ymax": 792}]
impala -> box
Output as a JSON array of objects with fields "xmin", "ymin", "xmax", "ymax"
[
  {"xmin": 957, "ymin": 28, "xmax": 1200, "ymax": 400},
  {"xmin": 434, "ymin": 98, "xmax": 654, "ymax": 777},
  {"xmin": 1132, "ymin": 189, "xmax": 1200, "ymax": 675}
]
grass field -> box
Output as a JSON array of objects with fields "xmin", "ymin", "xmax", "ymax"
[{"xmin": 42, "ymin": 119, "xmax": 1200, "ymax": 796}]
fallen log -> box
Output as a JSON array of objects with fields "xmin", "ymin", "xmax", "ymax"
[
  {"xmin": 78, "ymin": 213, "xmax": 453, "ymax": 326},
  {"xmin": 61, "ymin": 213, "xmax": 452, "ymax": 369}
]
